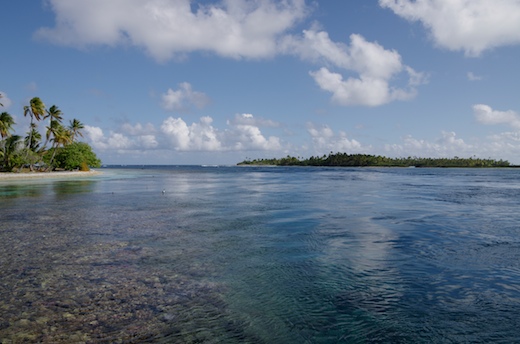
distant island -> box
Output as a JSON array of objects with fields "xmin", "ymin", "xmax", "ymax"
[{"xmin": 238, "ymin": 153, "xmax": 511, "ymax": 168}]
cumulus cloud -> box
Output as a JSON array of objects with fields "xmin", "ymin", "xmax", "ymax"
[
  {"xmin": 473, "ymin": 104, "xmax": 520, "ymax": 129},
  {"xmin": 0, "ymin": 91, "xmax": 13, "ymax": 109},
  {"xmin": 385, "ymin": 131, "xmax": 472, "ymax": 157},
  {"xmin": 107, "ymin": 133, "xmax": 133, "ymax": 150},
  {"xmin": 123, "ymin": 123, "xmax": 159, "ymax": 149},
  {"xmin": 84, "ymin": 125, "xmax": 133, "ymax": 151},
  {"xmin": 306, "ymin": 122, "xmax": 364, "ymax": 152},
  {"xmin": 380, "ymin": 105, "xmax": 520, "ymax": 163},
  {"xmin": 34, "ymin": 1, "xmax": 426, "ymax": 107},
  {"xmin": 436, "ymin": 131, "xmax": 468, "ymax": 148},
  {"xmin": 309, "ymin": 67, "xmax": 416, "ymax": 107},
  {"xmin": 379, "ymin": 0, "xmax": 520, "ymax": 56},
  {"xmin": 161, "ymin": 83, "xmax": 210, "ymax": 112},
  {"xmin": 84, "ymin": 124, "xmax": 158, "ymax": 151},
  {"xmin": 36, "ymin": 0, "xmax": 308, "ymax": 61},
  {"xmin": 283, "ymin": 30, "xmax": 426, "ymax": 106},
  {"xmin": 159, "ymin": 113, "xmax": 282, "ymax": 151},
  {"xmin": 86, "ymin": 114, "xmax": 284, "ymax": 153},
  {"xmin": 228, "ymin": 122, "xmax": 282, "ymax": 151},
  {"xmin": 137, "ymin": 135, "xmax": 159, "ymax": 149},
  {"xmin": 489, "ymin": 131, "xmax": 520, "ymax": 142},
  {"xmin": 161, "ymin": 116, "xmax": 221, "ymax": 151},
  {"xmin": 83, "ymin": 125, "xmax": 109, "ymax": 150}
]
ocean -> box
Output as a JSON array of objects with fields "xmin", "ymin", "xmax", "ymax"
[{"xmin": 1, "ymin": 166, "xmax": 520, "ymax": 343}]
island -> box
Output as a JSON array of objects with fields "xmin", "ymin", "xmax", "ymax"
[{"xmin": 238, "ymin": 153, "xmax": 511, "ymax": 168}]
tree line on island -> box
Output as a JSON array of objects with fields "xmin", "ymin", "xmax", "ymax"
[
  {"xmin": 0, "ymin": 95, "xmax": 101, "ymax": 172},
  {"xmin": 238, "ymin": 153, "xmax": 510, "ymax": 168}
]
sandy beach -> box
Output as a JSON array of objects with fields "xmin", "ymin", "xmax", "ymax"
[{"xmin": 0, "ymin": 170, "xmax": 101, "ymax": 180}]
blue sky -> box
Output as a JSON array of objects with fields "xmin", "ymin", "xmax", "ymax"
[{"xmin": 2, "ymin": 0, "xmax": 520, "ymax": 165}]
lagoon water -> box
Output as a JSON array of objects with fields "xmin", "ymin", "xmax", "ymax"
[{"xmin": 2, "ymin": 166, "xmax": 520, "ymax": 343}]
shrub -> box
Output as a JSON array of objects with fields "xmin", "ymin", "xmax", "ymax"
[{"xmin": 53, "ymin": 142, "xmax": 101, "ymax": 170}]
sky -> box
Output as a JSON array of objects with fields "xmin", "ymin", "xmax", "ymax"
[{"xmin": 1, "ymin": 0, "xmax": 520, "ymax": 165}]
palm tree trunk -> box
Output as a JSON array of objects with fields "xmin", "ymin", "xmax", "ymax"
[{"xmin": 26, "ymin": 117, "xmax": 34, "ymax": 171}]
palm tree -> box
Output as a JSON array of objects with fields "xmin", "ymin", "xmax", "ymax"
[
  {"xmin": 68, "ymin": 118, "xmax": 84, "ymax": 141},
  {"xmin": 0, "ymin": 112, "xmax": 16, "ymax": 171},
  {"xmin": 43, "ymin": 105, "xmax": 63, "ymax": 149},
  {"xmin": 23, "ymin": 97, "xmax": 45, "ymax": 171},
  {"xmin": 45, "ymin": 105, "xmax": 63, "ymax": 123},
  {"xmin": 0, "ymin": 112, "xmax": 15, "ymax": 139},
  {"xmin": 47, "ymin": 123, "xmax": 72, "ymax": 169},
  {"xmin": 2, "ymin": 135, "xmax": 22, "ymax": 170},
  {"xmin": 24, "ymin": 97, "xmax": 46, "ymax": 123},
  {"xmin": 25, "ymin": 122, "xmax": 41, "ymax": 151}
]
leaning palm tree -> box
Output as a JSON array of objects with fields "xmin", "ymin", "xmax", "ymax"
[
  {"xmin": 24, "ymin": 97, "xmax": 46, "ymax": 123},
  {"xmin": 42, "ymin": 105, "xmax": 63, "ymax": 148},
  {"xmin": 43, "ymin": 117, "xmax": 62, "ymax": 150},
  {"xmin": 0, "ymin": 112, "xmax": 15, "ymax": 139},
  {"xmin": 68, "ymin": 118, "xmax": 84, "ymax": 142}
]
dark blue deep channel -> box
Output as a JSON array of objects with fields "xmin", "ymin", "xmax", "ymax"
[{"xmin": 2, "ymin": 166, "xmax": 520, "ymax": 343}]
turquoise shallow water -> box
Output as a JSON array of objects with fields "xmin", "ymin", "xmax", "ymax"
[{"xmin": 2, "ymin": 166, "xmax": 520, "ymax": 343}]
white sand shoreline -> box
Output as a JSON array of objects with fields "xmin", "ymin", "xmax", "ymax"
[{"xmin": 0, "ymin": 170, "xmax": 102, "ymax": 180}]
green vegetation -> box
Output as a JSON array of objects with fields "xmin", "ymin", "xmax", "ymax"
[
  {"xmin": 0, "ymin": 97, "xmax": 101, "ymax": 172},
  {"xmin": 51, "ymin": 142, "xmax": 101, "ymax": 171},
  {"xmin": 238, "ymin": 153, "xmax": 510, "ymax": 168}
]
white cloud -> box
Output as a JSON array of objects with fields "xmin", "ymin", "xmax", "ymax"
[
  {"xmin": 84, "ymin": 125, "xmax": 110, "ymax": 150},
  {"xmin": 379, "ymin": 0, "xmax": 520, "ymax": 56},
  {"xmin": 309, "ymin": 67, "xmax": 416, "ymax": 107},
  {"xmin": 0, "ymin": 91, "xmax": 13, "ymax": 109},
  {"xmin": 283, "ymin": 30, "xmax": 426, "ymax": 106},
  {"xmin": 107, "ymin": 133, "xmax": 133, "ymax": 150},
  {"xmin": 473, "ymin": 104, "xmax": 520, "ymax": 128},
  {"xmin": 160, "ymin": 117, "xmax": 191, "ymax": 150},
  {"xmin": 87, "ymin": 115, "xmax": 284, "ymax": 153},
  {"xmin": 160, "ymin": 114, "xmax": 281, "ymax": 151},
  {"xmin": 161, "ymin": 116, "xmax": 221, "ymax": 151},
  {"xmin": 85, "ymin": 124, "xmax": 158, "ymax": 151},
  {"xmin": 489, "ymin": 131, "xmax": 520, "ymax": 142},
  {"xmin": 161, "ymin": 82, "xmax": 210, "ymax": 112},
  {"xmin": 385, "ymin": 131, "xmax": 472, "ymax": 157},
  {"xmin": 225, "ymin": 114, "xmax": 283, "ymax": 150},
  {"xmin": 379, "ymin": 105, "xmax": 520, "ymax": 164},
  {"xmin": 486, "ymin": 132, "xmax": 520, "ymax": 160},
  {"xmin": 34, "ymin": 1, "xmax": 426, "ymax": 108},
  {"xmin": 436, "ymin": 131, "xmax": 468, "ymax": 148},
  {"xmin": 228, "ymin": 123, "xmax": 282, "ymax": 150},
  {"xmin": 467, "ymin": 72, "xmax": 483, "ymax": 81},
  {"xmin": 137, "ymin": 135, "xmax": 159, "ymax": 149},
  {"xmin": 84, "ymin": 125, "xmax": 134, "ymax": 151},
  {"xmin": 84, "ymin": 125, "xmax": 105, "ymax": 147},
  {"xmin": 306, "ymin": 122, "xmax": 365, "ymax": 152},
  {"xmin": 36, "ymin": 0, "xmax": 308, "ymax": 61},
  {"xmin": 380, "ymin": 129, "xmax": 520, "ymax": 164},
  {"xmin": 227, "ymin": 113, "xmax": 281, "ymax": 127}
]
